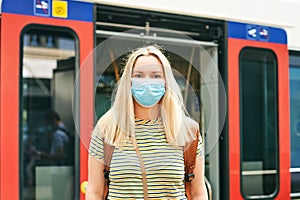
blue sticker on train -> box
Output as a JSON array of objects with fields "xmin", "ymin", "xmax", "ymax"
[
  {"xmin": 258, "ymin": 27, "xmax": 269, "ymax": 41},
  {"xmin": 246, "ymin": 25, "xmax": 258, "ymax": 40},
  {"xmin": 34, "ymin": 0, "xmax": 50, "ymax": 17},
  {"xmin": 246, "ymin": 25, "xmax": 269, "ymax": 42},
  {"xmin": 228, "ymin": 21, "xmax": 287, "ymax": 44},
  {"xmin": 2, "ymin": 0, "xmax": 93, "ymax": 22}
]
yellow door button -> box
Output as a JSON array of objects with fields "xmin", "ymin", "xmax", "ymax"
[
  {"xmin": 80, "ymin": 181, "xmax": 88, "ymax": 194},
  {"xmin": 52, "ymin": 0, "xmax": 68, "ymax": 18}
]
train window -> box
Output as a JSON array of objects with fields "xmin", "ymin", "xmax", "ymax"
[
  {"xmin": 239, "ymin": 48, "xmax": 279, "ymax": 198},
  {"xmin": 20, "ymin": 27, "xmax": 77, "ymax": 200},
  {"xmin": 289, "ymin": 52, "xmax": 300, "ymax": 196}
]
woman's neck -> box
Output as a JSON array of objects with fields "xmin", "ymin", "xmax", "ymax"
[{"xmin": 133, "ymin": 101, "xmax": 161, "ymax": 120}]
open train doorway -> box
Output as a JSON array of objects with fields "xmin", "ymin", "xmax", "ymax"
[
  {"xmin": 93, "ymin": 5, "xmax": 226, "ymax": 199},
  {"xmin": 20, "ymin": 27, "xmax": 77, "ymax": 200}
]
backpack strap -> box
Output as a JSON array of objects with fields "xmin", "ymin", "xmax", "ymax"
[
  {"xmin": 103, "ymin": 139, "xmax": 149, "ymax": 199},
  {"xmin": 103, "ymin": 142, "xmax": 115, "ymax": 199},
  {"xmin": 132, "ymin": 137, "xmax": 149, "ymax": 199},
  {"xmin": 184, "ymin": 126, "xmax": 199, "ymax": 199}
]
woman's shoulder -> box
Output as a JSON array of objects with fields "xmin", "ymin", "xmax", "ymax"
[
  {"xmin": 92, "ymin": 110, "xmax": 113, "ymax": 136},
  {"xmin": 185, "ymin": 116, "xmax": 199, "ymax": 133},
  {"xmin": 92, "ymin": 118, "xmax": 106, "ymax": 138}
]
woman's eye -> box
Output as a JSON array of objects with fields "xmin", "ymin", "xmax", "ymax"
[
  {"xmin": 153, "ymin": 75, "xmax": 162, "ymax": 79},
  {"xmin": 133, "ymin": 74, "xmax": 142, "ymax": 78}
]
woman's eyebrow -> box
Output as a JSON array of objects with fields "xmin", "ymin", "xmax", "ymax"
[
  {"xmin": 152, "ymin": 71, "xmax": 163, "ymax": 73},
  {"xmin": 132, "ymin": 71, "xmax": 144, "ymax": 74},
  {"xmin": 132, "ymin": 71, "xmax": 163, "ymax": 74}
]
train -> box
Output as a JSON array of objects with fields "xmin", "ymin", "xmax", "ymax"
[{"xmin": 0, "ymin": 0, "xmax": 299, "ymax": 199}]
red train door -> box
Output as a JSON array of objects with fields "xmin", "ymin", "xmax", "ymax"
[
  {"xmin": 0, "ymin": 1, "xmax": 94, "ymax": 200},
  {"xmin": 227, "ymin": 22, "xmax": 290, "ymax": 199}
]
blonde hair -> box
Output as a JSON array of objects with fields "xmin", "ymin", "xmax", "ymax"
[{"xmin": 93, "ymin": 45, "xmax": 198, "ymax": 146}]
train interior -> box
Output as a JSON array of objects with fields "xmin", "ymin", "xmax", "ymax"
[
  {"xmin": 92, "ymin": 5, "xmax": 225, "ymax": 199},
  {"xmin": 94, "ymin": 32, "xmax": 220, "ymax": 200}
]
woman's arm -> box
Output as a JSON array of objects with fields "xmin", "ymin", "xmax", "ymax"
[
  {"xmin": 190, "ymin": 156, "xmax": 208, "ymax": 200},
  {"xmin": 86, "ymin": 154, "xmax": 105, "ymax": 200}
]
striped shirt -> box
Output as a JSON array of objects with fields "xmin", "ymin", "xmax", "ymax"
[{"xmin": 89, "ymin": 117, "xmax": 203, "ymax": 199}]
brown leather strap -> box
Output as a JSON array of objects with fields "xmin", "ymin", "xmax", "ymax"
[
  {"xmin": 103, "ymin": 138, "xmax": 148, "ymax": 199},
  {"xmin": 184, "ymin": 127, "xmax": 199, "ymax": 199},
  {"xmin": 132, "ymin": 137, "xmax": 149, "ymax": 199},
  {"xmin": 103, "ymin": 142, "xmax": 115, "ymax": 199}
]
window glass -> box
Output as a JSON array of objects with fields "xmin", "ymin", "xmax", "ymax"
[
  {"xmin": 289, "ymin": 53, "xmax": 300, "ymax": 194},
  {"xmin": 21, "ymin": 28, "xmax": 77, "ymax": 200},
  {"xmin": 239, "ymin": 48, "xmax": 279, "ymax": 198}
]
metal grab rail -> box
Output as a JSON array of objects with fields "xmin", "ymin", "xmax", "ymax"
[
  {"xmin": 95, "ymin": 30, "xmax": 218, "ymax": 47},
  {"xmin": 241, "ymin": 169, "xmax": 277, "ymax": 176},
  {"xmin": 205, "ymin": 176, "xmax": 213, "ymax": 200},
  {"xmin": 291, "ymin": 192, "xmax": 300, "ymax": 198}
]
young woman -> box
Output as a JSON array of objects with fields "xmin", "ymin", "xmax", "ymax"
[{"xmin": 86, "ymin": 46, "xmax": 207, "ymax": 199}]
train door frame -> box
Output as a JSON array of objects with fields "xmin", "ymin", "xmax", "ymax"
[
  {"xmin": 0, "ymin": 1, "xmax": 94, "ymax": 200},
  {"xmin": 227, "ymin": 21, "xmax": 290, "ymax": 199}
]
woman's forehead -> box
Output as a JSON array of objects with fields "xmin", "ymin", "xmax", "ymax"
[{"xmin": 133, "ymin": 55, "xmax": 164, "ymax": 73}]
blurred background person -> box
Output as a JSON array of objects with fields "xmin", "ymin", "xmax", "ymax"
[{"xmin": 36, "ymin": 110, "xmax": 70, "ymax": 166}]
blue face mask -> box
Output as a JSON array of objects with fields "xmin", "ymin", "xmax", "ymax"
[{"xmin": 131, "ymin": 78, "xmax": 165, "ymax": 108}]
